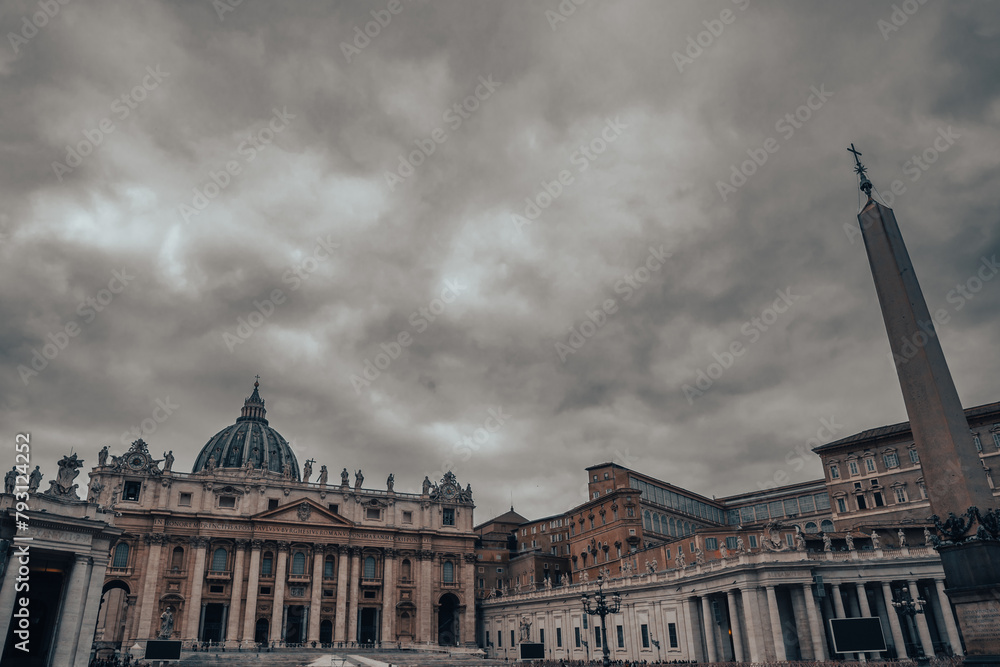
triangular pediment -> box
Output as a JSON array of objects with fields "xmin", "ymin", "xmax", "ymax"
[{"xmin": 252, "ymin": 498, "xmax": 354, "ymax": 527}]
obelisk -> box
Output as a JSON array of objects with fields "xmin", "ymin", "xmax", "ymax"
[{"xmin": 849, "ymin": 145, "xmax": 1000, "ymax": 665}]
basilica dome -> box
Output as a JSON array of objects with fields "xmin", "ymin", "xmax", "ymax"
[{"xmin": 191, "ymin": 380, "xmax": 300, "ymax": 480}]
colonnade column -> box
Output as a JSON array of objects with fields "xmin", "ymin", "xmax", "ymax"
[
  {"xmin": 855, "ymin": 583, "xmax": 877, "ymax": 660},
  {"xmin": 802, "ymin": 582, "xmax": 827, "ymax": 660},
  {"xmin": 682, "ymin": 597, "xmax": 701, "ymax": 662},
  {"xmin": 74, "ymin": 554, "xmax": 110, "ymax": 666},
  {"xmin": 334, "ymin": 545, "xmax": 349, "ymax": 642},
  {"xmin": 347, "ymin": 547, "xmax": 361, "ymax": 643},
  {"xmin": 224, "ymin": 540, "xmax": 247, "ymax": 647},
  {"xmin": 307, "ymin": 547, "xmax": 324, "ymax": 643},
  {"xmin": 270, "ymin": 542, "xmax": 289, "ymax": 644},
  {"xmin": 418, "ymin": 550, "xmax": 433, "ymax": 643},
  {"xmin": 137, "ymin": 534, "xmax": 165, "ymax": 638},
  {"xmin": 241, "ymin": 540, "xmax": 262, "ymax": 647},
  {"xmin": 740, "ymin": 587, "xmax": 763, "ymax": 662},
  {"xmin": 725, "ymin": 590, "xmax": 745, "ymax": 661},
  {"xmin": 789, "ymin": 585, "xmax": 813, "ymax": 660},
  {"xmin": 461, "ymin": 553, "xmax": 476, "ymax": 645},
  {"xmin": 51, "ymin": 554, "xmax": 92, "ymax": 667},
  {"xmin": 934, "ymin": 578, "xmax": 964, "ymax": 656},
  {"xmin": 381, "ymin": 549, "xmax": 396, "ymax": 643},
  {"xmin": 765, "ymin": 585, "xmax": 787, "ymax": 661},
  {"xmin": 185, "ymin": 537, "xmax": 209, "ymax": 643},
  {"xmin": 909, "ymin": 580, "xmax": 936, "ymax": 657},
  {"xmin": 881, "ymin": 581, "xmax": 909, "ymax": 658},
  {"xmin": 699, "ymin": 596, "xmax": 718, "ymax": 663}
]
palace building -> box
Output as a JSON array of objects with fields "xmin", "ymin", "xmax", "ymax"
[{"xmin": 82, "ymin": 380, "xmax": 478, "ymax": 653}]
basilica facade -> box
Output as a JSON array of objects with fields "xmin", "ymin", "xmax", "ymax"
[{"xmin": 89, "ymin": 381, "xmax": 477, "ymax": 651}]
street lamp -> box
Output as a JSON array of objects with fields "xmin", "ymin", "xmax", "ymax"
[
  {"xmin": 651, "ymin": 638, "xmax": 662, "ymax": 662},
  {"xmin": 891, "ymin": 586, "xmax": 929, "ymax": 665},
  {"xmin": 581, "ymin": 575, "xmax": 622, "ymax": 667}
]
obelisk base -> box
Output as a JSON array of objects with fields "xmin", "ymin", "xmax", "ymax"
[{"xmin": 939, "ymin": 542, "xmax": 1000, "ymax": 665}]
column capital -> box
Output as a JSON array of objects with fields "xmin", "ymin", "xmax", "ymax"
[
  {"xmin": 324, "ymin": 544, "xmax": 339, "ymax": 554},
  {"xmin": 235, "ymin": 539, "xmax": 249, "ymax": 551},
  {"xmin": 349, "ymin": 545, "xmax": 363, "ymax": 557},
  {"xmin": 338, "ymin": 544, "xmax": 350, "ymax": 555},
  {"xmin": 250, "ymin": 538, "xmax": 264, "ymax": 550},
  {"xmin": 384, "ymin": 548, "xmax": 398, "ymax": 559},
  {"xmin": 277, "ymin": 541, "xmax": 290, "ymax": 552},
  {"xmin": 191, "ymin": 536, "xmax": 210, "ymax": 549},
  {"xmin": 463, "ymin": 553, "xmax": 477, "ymax": 564},
  {"xmin": 144, "ymin": 533, "xmax": 168, "ymax": 545},
  {"xmin": 417, "ymin": 549, "xmax": 436, "ymax": 561}
]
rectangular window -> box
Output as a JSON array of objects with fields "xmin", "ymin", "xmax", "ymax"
[
  {"xmin": 829, "ymin": 465, "xmax": 840, "ymax": 479},
  {"xmin": 705, "ymin": 537, "xmax": 718, "ymax": 550},
  {"xmin": 583, "ymin": 617, "xmax": 587, "ymax": 629},
  {"xmin": 616, "ymin": 625, "xmax": 625, "ymax": 648},
  {"xmin": 122, "ymin": 481, "xmax": 142, "ymax": 501},
  {"xmin": 218, "ymin": 495, "xmax": 236, "ymax": 508},
  {"xmin": 994, "ymin": 433, "xmax": 1000, "ymax": 449},
  {"xmin": 768, "ymin": 500, "xmax": 784, "ymax": 518},
  {"xmin": 268, "ymin": 498, "xmax": 279, "ymax": 510},
  {"xmin": 498, "ymin": 631, "xmax": 502, "ymax": 648},
  {"xmin": 575, "ymin": 627, "xmax": 581, "ymax": 648},
  {"xmin": 329, "ymin": 503, "xmax": 339, "ymax": 513},
  {"xmin": 909, "ymin": 449, "xmax": 920, "ymax": 463},
  {"xmin": 866, "ymin": 458, "xmax": 877, "ymax": 472},
  {"xmin": 836, "ymin": 498, "xmax": 847, "ymax": 513},
  {"xmin": 725, "ymin": 536, "xmax": 738, "ymax": 550},
  {"xmin": 857, "ymin": 495, "xmax": 867, "ymax": 510},
  {"xmin": 848, "ymin": 461, "xmax": 860, "ymax": 476},
  {"xmin": 884, "ymin": 453, "xmax": 899, "ymax": 468},
  {"xmin": 259, "ymin": 585, "xmax": 271, "ymax": 595},
  {"xmin": 556, "ymin": 627, "xmax": 562, "ymax": 647},
  {"xmin": 511, "ymin": 630, "xmax": 515, "ymax": 647},
  {"xmin": 815, "ymin": 493, "xmax": 831, "ymax": 510},
  {"xmin": 668, "ymin": 623, "xmax": 678, "ymax": 648},
  {"xmin": 366, "ymin": 507, "xmax": 381, "ymax": 520},
  {"xmin": 786, "ymin": 533, "xmax": 795, "ymax": 547},
  {"xmin": 443, "ymin": 508, "xmax": 455, "ymax": 526},
  {"xmin": 641, "ymin": 624, "xmax": 650, "ymax": 648},
  {"xmin": 748, "ymin": 535, "xmax": 758, "ymax": 548},
  {"xmin": 178, "ymin": 492, "xmax": 192, "ymax": 506},
  {"xmin": 894, "ymin": 487, "xmax": 907, "ymax": 503},
  {"xmin": 540, "ymin": 629, "xmax": 544, "ymax": 645},
  {"xmin": 740, "ymin": 506, "xmax": 755, "ymax": 523},
  {"xmin": 974, "ymin": 434, "xmax": 983, "ymax": 451},
  {"xmin": 594, "ymin": 627, "xmax": 601, "ymax": 648},
  {"xmin": 873, "ymin": 492, "xmax": 885, "ymax": 507}
]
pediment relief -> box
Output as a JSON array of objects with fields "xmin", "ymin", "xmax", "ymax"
[{"xmin": 252, "ymin": 499, "xmax": 354, "ymax": 527}]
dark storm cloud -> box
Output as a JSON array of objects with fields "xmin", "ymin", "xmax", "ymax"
[{"xmin": 2, "ymin": 0, "xmax": 998, "ymax": 521}]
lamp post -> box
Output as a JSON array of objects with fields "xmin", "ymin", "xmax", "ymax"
[
  {"xmin": 581, "ymin": 575, "xmax": 622, "ymax": 667},
  {"xmin": 891, "ymin": 586, "xmax": 929, "ymax": 666},
  {"xmin": 651, "ymin": 638, "xmax": 662, "ymax": 663}
]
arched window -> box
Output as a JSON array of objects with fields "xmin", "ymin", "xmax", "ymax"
[
  {"xmin": 112, "ymin": 543, "xmax": 130, "ymax": 568},
  {"xmin": 170, "ymin": 546, "xmax": 184, "ymax": 571},
  {"xmin": 291, "ymin": 551, "xmax": 306, "ymax": 575},
  {"xmin": 669, "ymin": 518, "xmax": 676, "ymax": 536},
  {"xmin": 364, "ymin": 555, "xmax": 376, "ymax": 579},
  {"xmin": 324, "ymin": 555, "xmax": 335, "ymax": 578},
  {"xmin": 820, "ymin": 519, "xmax": 835, "ymax": 533},
  {"xmin": 261, "ymin": 552, "xmax": 273, "ymax": 576},
  {"xmin": 804, "ymin": 522, "xmax": 819, "ymax": 534},
  {"xmin": 401, "ymin": 559, "xmax": 412, "ymax": 581},
  {"xmin": 643, "ymin": 511, "xmax": 652, "ymax": 531},
  {"xmin": 442, "ymin": 560, "xmax": 454, "ymax": 583},
  {"xmin": 211, "ymin": 547, "xmax": 228, "ymax": 571},
  {"xmin": 652, "ymin": 514, "xmax": 661, "ymax": 534}
]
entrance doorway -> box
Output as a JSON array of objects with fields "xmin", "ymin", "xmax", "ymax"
[
  {"xmin": 3, "ymin": 569, "xmax": 64, "ymax": 663},
  {"xmin": 320, "ymin": 619, "xmax": 333, "ymax": 644},
  {"xmin": 358, "ymin": 608, "xmax": 379, "ymax": 644},
  {"xmin": 285, "ymin": 605, "xmax": 306, "ymax": 644},
  {"xmin": 201, "ymin": 603, "xmax": 225, "ymax": 643},
  {"xmin": 254, "ymin": 618, "xmax": 269, "ymax": 644},
  {"xmin": 438, "ymin": 593, "xmax": 460, "ymax": 646}
]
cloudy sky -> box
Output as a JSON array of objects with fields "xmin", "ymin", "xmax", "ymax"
[{"xmin": 3, "ymin": 0, "xmax": 998, "ymax": 521}]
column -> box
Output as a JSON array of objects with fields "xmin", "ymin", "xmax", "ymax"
[
  {"xmin": 831, "ymin": 583, "xmax": 846, "ymax": 617},
  {"xmin": 137, "ymin": 534, "xmax": 165, "ymax": 638},
  {"xmin": 51, "ymin": 554, "xmax": 91, "ymax": 667},
  {"xmin": 308, "ymin": 547, "xmax": 324, "ymax": 642},
  {"xmin": 881, "ymin": 581, "xmax": 909, "ymax": 658},
  {"xmin": 225, "ymin": 540, "xmax": 247, "ymax": 646},
  {"xmin": 765, "ymin": 585, "xmax": 787, "ymax": 661},
  {"xmin": 934, "ymin": 578, "xmax": 964, "ymax": 656},
  {"xmin": 726, "ymin": 590, "xmax": 745, "ymax": 662},
  {"xmin": 683, "ymin": 597, "xmax": 701, "ymax": 662},
  {"xmin": 856, "ymin": 583, "xmax": 877, "ymax": 659},
  {"xmin": 909, "ymin": 580, "xmax": 935, "ymax": 657},
  {"xmin": 334, "ymin": 546, "xmax": 348, "ymax": 642},
  {"xmin": 241, "ymin": 540, "xmax": 262, "ymax": 647},
  {"xmin": 803, "ymin": 583, "xmax": 827, "ymax": 661},
  {"xmin": 347, "ymin": 547, "xmax": 361, "ymax": 644},
  {"xmin": 700, "ymin": 596, "xmax": 718, "ymax": 663},
  {"xmin": 74, "ymin": 556, "xmax": 110, "ymax": 666},
  {"xmin": 418, "ymin": 550, "xmax": 433, "ymax": 643},
  {"xmin": 789, "ymin": 585, "xmax": 813, "ymax": 660},
  {"xmin": 270, "ymin": 542, "xmax": 289, "ymax": 643},
  {"xmin": 381, "ymin": 549, "xmax": 396, "ymax": 643},
  {"xmin": 185, "ymin": 537, "xmax": 209, "ymax": 643},
  {"xmin": 461, "ymin": 553, "xmax": 475, "ymax": 646},
  {"xmin": 740, "ymin": 588, "xmax": 763, "ymax": 662}
]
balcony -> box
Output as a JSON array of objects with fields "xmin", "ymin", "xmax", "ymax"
[
  {"xmin": 360, "ymin": 577, "xmax": 382, "ymax": 587},
  {"xmin": 107, "ymin": 567, "xmax": 133, "ymax": 578},
  {"xmin": 164, "ymin": 568, "xmax": 187, "ymax": 579},
  {"xmin": 205, "ymin": 570, "xmax": 231, "ymax": 582},
  {"xmin": 287, "ymin": 573, "xmax": 311, "ymax": 584}
]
